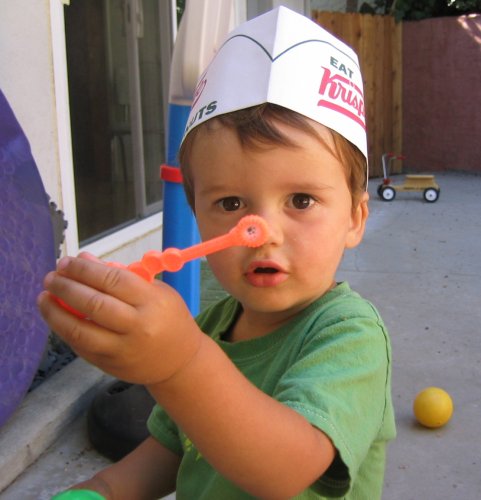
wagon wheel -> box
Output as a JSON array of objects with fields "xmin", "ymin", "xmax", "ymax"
[
  {"xmin": 423, "ymin": 188, "xmax": 439, "ymax": 203},
  {"xmin": 380, "ymin": 186, "xmax": 396, "ymax": 201}
]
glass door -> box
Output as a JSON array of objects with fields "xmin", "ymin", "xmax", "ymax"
[{"xmin": 65, "ymin": 0, "xmax": 174, "ymax": 244}]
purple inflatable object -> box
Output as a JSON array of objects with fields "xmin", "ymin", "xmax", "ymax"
[{"xmin": 0, "ymin": 89, "xmax": 55, "ymax": 428}]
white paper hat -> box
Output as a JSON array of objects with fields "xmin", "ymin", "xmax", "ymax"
[{"xmin": 183, "ymin": 6, "xmax": 367, "ymax": 159}]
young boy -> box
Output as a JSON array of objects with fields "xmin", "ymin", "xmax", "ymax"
[{"xmin": 39, "ymin": 7, "xmax": 395, "ymax": 499}]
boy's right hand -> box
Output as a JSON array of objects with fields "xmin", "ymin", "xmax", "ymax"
[{"xmin": 37, "ymin": 254, "xmax": 203, "ymax": 386}]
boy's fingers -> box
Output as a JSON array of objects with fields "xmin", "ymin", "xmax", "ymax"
[
  {"xmin": 78, "ymin": 251, "xmax": 104, "ymax": 263},
  {"xmin": 43, "ymin": 269, "xmax": 137, "ymax": 332},
  {"xmin": 55, "ymin": 256, "xmax": 148, "ymax": 307},
  {"xmin": 37, "ymin": 291, "xmax": 122, "ymax": 357}
]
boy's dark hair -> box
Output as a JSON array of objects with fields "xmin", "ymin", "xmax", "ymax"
[{"xmin": 179, "ymin": 103, "xmax": 367, "ymax": 211}]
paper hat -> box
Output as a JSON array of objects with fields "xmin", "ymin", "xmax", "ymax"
[{"xmin": 183, "ymin": 6, "xmax": 367, "ymax": 159}]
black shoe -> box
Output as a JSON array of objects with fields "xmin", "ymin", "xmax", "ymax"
[{"xmin": 87, "ymin": 381, "xmax": 155, "ymax": 461}]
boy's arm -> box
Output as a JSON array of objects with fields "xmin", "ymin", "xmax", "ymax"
[
  {"xmin": 39, "ymin": 256, "xmax": 334, "ymax": 498},
  {"xmin": 148, "ymin": 335, "xmax": 335, "ymax": 499},
  {"xmin": 69, "ymin": 437, "xmax": 180, "ymax": 500}
]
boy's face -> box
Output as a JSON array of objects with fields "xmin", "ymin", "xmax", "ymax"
[{"xmin": 189, "ymin": 119, "xmax": 369, "ymax": 329}]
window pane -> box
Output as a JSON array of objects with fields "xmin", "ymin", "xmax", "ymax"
[
  {"xmin": 65, "ymin": 0, "xmax": 167, "ymax": 244},
  {"xmin": 139, "ymin": 0, "xmax": 165, "ymax": 206},
  {"xmin": 65, "ymin": 0, "xmax": 137, "ymax": 243}
]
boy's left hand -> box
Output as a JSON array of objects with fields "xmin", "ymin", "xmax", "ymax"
[{"xmin": 37, "ymin": 253, "xmax": 203, "ymax": 385}]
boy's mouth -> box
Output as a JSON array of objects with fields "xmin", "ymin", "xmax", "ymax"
[
  {"xmin": 247, "ymin": 261, "xmax": 284, "ymax": 274},
  {"xmin": 245, "ymin": 262, "xmax": 288, "ymax": 287},
  {"xmin": 253, "ymin": 267, "xmax": 279, "ymax": 274}
]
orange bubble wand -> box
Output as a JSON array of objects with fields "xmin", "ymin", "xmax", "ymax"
[
  {"xmin": 131, "ymin": 214, "xmax": 269, "ymax": 281},
  {"xmin": 56, "ymin": 215, "xmax": 268, "ymax": 317}
]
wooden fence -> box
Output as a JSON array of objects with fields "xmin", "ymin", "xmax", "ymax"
[{"xmin": 312, "ymin": 11, "xmax": 403, "ymax": 177}]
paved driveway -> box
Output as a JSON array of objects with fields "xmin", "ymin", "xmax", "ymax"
[{"xmin": 340, "ymin": 172, "xmax": 481, "ymax": 499}]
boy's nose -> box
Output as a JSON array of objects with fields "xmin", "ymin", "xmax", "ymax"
[{"xmin": 254, "ymin": 212, "xmax": 284, "ymax": 246}]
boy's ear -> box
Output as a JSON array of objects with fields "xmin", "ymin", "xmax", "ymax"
[{"xmin": 346, "ymin": 191, "xmax": 369, "ymax": 249}]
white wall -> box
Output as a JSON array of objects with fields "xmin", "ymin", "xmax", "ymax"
[{"xmin": 0, "ymin": 0, "xmax": 61, "ymax": 205}]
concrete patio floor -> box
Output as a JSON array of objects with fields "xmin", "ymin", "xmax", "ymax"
[{"xmin": 1, "ymin": 172, "xmax": 480, "ymax": 499}]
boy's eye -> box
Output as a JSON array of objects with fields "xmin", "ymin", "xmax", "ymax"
[
  {"xmin": 291, "ymin": 193, "xmax": 315, "ymax": 210},
  {"xmin": 217, "ymin": 196, "xmax": 243, "ymax": 211}
]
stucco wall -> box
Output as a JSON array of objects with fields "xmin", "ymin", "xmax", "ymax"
[
  {"xmin": 403, "ymin": 14, "xmax": 481, "ymax": 173},
  {"xmin": 0, "ymin": 0, "xmax": 61, "ymax": 202}
]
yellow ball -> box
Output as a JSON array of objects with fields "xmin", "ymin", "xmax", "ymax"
[{"xmin": 413, "ymin": 387, "xmax": 453, "ymax": 428}]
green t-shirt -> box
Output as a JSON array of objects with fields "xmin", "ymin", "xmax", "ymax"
[{"xmin": 147, "ymin": 282, "xmax": 396, "ymax": 499}]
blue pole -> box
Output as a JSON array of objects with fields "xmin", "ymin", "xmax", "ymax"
[{"xmin": 162, "ymin": 103, "xmax": 200, "ymax": 315}]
